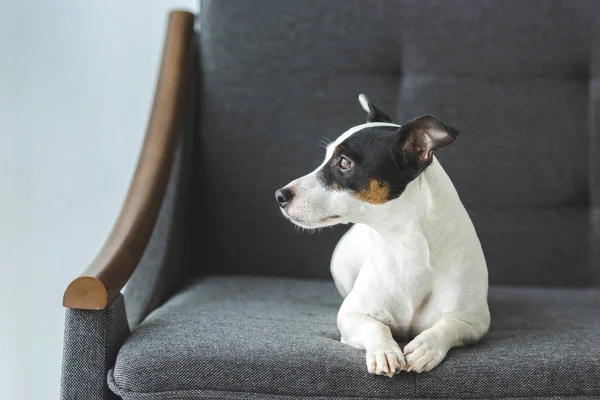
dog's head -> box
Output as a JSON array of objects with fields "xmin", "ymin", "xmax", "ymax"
[{"xmin": 275, "ymin": 94, "xmax": 459, "ymax": 229}]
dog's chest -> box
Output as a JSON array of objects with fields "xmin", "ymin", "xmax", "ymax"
[
  {"xmin": 366, "ymin": 271, "xmax": 437, "ymax": 341},
  {"xmin": 362, "ymin": 233, "xmax": 440, "ymax": 339}
]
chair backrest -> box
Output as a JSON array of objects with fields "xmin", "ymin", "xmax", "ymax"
[{"xmin": 195, "ymin": 0, "xmax": 600, "ymax": 286}]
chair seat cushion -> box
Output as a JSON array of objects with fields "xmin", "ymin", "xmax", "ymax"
[{"xmin": 108, "ymin": 276, "xmax": 600, "ymax": 399}]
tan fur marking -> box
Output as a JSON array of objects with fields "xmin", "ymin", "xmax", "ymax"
[
  {"xmin": 332, "ymin": 182, "xmax": 340, "ymax": 189},
  {"xmin": 353, "ymin": 179, "xmax": 391, "ymax": 204}
]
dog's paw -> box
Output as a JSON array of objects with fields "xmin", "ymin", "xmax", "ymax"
[
  {"xmin": 366, "ymin": 343, "xmax": 406, "ymax": 377},
  {"xmin": 403, "ymin": 337, "xmax": 448, "ymax": 373}
]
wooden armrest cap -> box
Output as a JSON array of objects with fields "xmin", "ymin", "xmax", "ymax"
[{"xmin": 63, "ymin": 277, "xmax": 108, "ymax": 310}]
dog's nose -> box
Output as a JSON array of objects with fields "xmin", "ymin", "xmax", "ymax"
[{"xmin": 275, "ymin": 187, "xmax": 294, "ymax": 207}]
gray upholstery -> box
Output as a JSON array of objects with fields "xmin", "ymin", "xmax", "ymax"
[
  {"xmin": 196, "ymin": 0, "xmax": 600, "ymax": 286},
  {"xmin": 124, "ymin": 38, "xmax": 199, "ymax": 329},
  {"xmin": 108, "ymin": 277, "xmax": 600, "ymax": 399},
  {"xmin": 61, "ymin": 294, "xmax": 129, "ymax": 400}
]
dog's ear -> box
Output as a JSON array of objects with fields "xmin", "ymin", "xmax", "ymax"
[
  {"xmin": 358, "ymin": 94, "xmax": 393, "ymax": 123},
  {"xmin": 398, "ymin": 115, "xmax": 459, "ymax": 166}
]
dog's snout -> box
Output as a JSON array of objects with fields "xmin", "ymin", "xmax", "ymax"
[{"xmin": 275, "ymin": 187, "xmax": 294, "ymax": 207}]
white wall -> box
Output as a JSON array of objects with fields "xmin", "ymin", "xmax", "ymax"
[{"xmin": 0, "ymin": 1, "xmax": 199, "ymax": 399}]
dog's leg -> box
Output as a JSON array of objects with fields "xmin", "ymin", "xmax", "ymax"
[
  {"xmin": 338, "ymin": 312, "xmax": 406, "ymax": 377},
  {"xmin": 403, "ymin": 317, "xmax": 487, "ymax": 373}
]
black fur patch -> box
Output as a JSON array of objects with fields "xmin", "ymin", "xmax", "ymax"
[
  {"xmin": 316, "ymin": 95, "xmax": 458, "ymax": 204},
  {"xmin": 317, "ymin": 114, "xmax": 458, "ymax": 205},
  {"xmin": 317, "ymin": 125, "xmax": 424, "ymax": 204}
]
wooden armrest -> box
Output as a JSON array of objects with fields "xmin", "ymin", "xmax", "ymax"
[{"xmin": 63, "ymin": 11, "xmax": 195, "ymax": 310}]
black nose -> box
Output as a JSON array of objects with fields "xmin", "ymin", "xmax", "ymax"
[{"xmin": 275, "ymin": 187, "xmax": 294, "ymax": 207}]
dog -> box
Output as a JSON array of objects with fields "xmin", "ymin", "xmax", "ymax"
[{"xmin": 275, "ymin": 94, "xmax": 490, "ymax": 375}]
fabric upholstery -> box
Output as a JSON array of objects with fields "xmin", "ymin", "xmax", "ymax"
[
  {"xmin": 196, "ymin": 0, "xmax": 600, "ymax": 286},
  {"xmin": 108, "ymin": 277, "xmax": 600, "ymax": 399},
  {"xmin": 125, "ymin": 37, "xmax": 199, "ymax": 329},
  {"xmin": 61, "ymin": 294, "xmax": 130, "ymax": 400}
]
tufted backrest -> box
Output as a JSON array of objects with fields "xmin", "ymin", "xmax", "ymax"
[{"xmin": 195, "ymin": 0, "xmax": 600, "ymax": 286}]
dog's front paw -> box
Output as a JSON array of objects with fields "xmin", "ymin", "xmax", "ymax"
[
  {"xmin": 366, "ymin": 343, "xmax": 406, "ymax": 377},
  {"xmin": 403, "ymin": 336, "xmax": 448, "ymax": 373}
]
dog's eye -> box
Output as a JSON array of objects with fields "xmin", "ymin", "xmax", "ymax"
[{"xmin": 339, "ymin": 157, "xmax": 353, "ymax": 171}]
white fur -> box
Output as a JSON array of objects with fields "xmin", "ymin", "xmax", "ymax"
[
  {"xmin": 279, "ymin": 121, "xmax": 490, "ymax": 376},
  {"xmin": 358, "ymin": 93, "xmax": 371, "ymax": 113}
]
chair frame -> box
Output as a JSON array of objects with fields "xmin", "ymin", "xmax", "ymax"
[{"xmin": 62, "ymin": 10, "xmax": 195, "ymax": 310}]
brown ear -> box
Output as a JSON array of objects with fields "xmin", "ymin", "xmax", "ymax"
[{"xmin": 401, "ymin": 115, "xmax": 459, "ymax": 165}]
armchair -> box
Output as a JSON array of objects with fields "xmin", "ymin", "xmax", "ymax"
[{"xmin": 61, "ymin": 3, "xmax": 600, "ymax": 400}]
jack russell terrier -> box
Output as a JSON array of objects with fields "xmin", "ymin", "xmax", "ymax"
[{"xmin": 275, "ymin": 95, "xmax": 490, "ymax": 376}]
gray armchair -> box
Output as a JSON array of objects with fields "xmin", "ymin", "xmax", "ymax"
[{"xmin": 61, "ymin": 2, "xmax": 600, "ymax": 399}]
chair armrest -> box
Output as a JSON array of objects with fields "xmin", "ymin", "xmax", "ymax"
[{"xmin": 63, "ymin": 11, "xmax": 195, "ymax": 310}]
